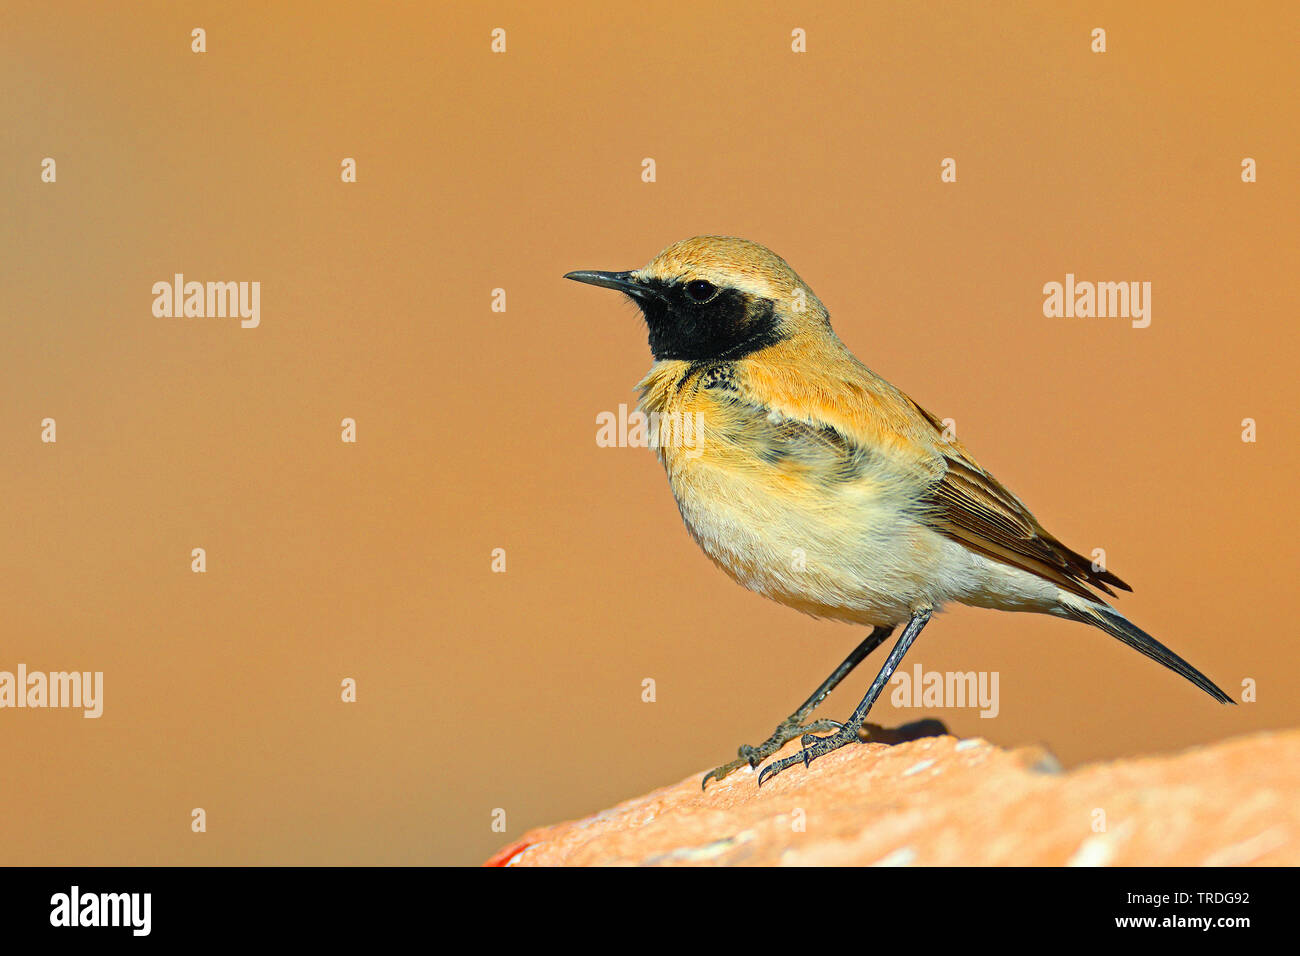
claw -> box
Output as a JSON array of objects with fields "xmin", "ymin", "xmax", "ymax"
[
  {"xmin": 702, "ymin": 757, "xmax": 747, "ymax": 789},
  {"xmin": 757, "ymin": 753, "xmax": 802, "ymax": 787},
  {"xmin": 757, "ymin": 727, "xmax": 864, "ymax": 785},
  {"xmin": 709, "ymin": 718, "xmax": 854, "ymax": 790}
]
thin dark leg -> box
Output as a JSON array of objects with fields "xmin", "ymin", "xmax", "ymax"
[
  {"xmin": 702, "ymin": 624, "xmax": 894, "ymax": 788},
  {"xmin": 764, "ymin": 624, "xmax": 895, "ymax": 731},
  {"xmin": 757, "ymin": 608, "xmax": 932, "ymax": 787}
]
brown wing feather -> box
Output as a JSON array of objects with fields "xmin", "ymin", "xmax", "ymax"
[{"xmin": 906, "ymin": 401, "xmax": 1131, "ymax": 600}]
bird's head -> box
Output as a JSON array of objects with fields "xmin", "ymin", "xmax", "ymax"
[{"xmin": 565, "ymin": 236, "xmax": 828, "ymax": 362}]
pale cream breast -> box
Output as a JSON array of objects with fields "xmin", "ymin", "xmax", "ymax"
[{"xmin": 640, "ymin": 364, "xmax": 955, "ymax": 626}]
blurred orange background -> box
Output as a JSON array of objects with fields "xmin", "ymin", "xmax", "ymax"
[{"xmin": 2, "ymin": 1, "xmax": 1297, "ymax": 865}]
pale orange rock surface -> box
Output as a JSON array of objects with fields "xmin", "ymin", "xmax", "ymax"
[{"xmin": 487, "ymin": 730, "xmax": 1299, "ymax": 866}]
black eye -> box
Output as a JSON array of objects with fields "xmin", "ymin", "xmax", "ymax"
[{"xmin": 685, "ymin": 279, "xmax": 717, "ymax": 303}]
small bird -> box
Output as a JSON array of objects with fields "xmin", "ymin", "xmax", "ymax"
[{"xmin": 565, "ymin": 237, "xmax": 1232, "ymax": 788}]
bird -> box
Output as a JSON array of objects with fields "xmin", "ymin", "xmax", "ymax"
[{"xmin": 564, "ymin": 236, "xmax": 1232, "ymax": 788}]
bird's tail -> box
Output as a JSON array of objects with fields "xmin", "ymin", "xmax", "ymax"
[{"xmin": 1063, "ymin": 601, "xmax": 1233, "ymax": 704}]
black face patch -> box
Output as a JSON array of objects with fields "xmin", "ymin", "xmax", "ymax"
[{"xmin": 631, "ymin": 279, "xmax": 784, "ymax": 362}]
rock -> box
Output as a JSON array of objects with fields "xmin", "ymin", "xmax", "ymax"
[{"xmin": 486, "ymin": 730, "xmax": 1299, "ymax": 866}]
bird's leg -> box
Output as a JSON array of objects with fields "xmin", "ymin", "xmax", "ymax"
[
  {"xmin": 702, "ymin": 625, "xmax": 894, "ymax": 788},
  {"xmin": 757, "ymin": 608, "xmax": 932, "ymax": 787}
]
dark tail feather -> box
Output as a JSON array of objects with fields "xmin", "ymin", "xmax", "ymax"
[{"xmin": 1067, "ymin": 604, "xmax": 1233, "ymax": 704}]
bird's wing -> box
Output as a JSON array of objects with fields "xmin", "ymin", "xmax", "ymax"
[
  {"xmin": 708, "ymin": 349, "xmax": 1130, "ymax": 601},
  {"xmin": 898, "ymin": 397, "xmax": 1131, "ymax": 600}
]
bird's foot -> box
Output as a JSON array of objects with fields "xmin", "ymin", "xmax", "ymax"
[
  {"xmin": 756, "ymin": 724, "xmax": 862, "ymax": 787},
  {"xmin": 701, "ymin": 717, "xmax": 842, "ymax": 789}
]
